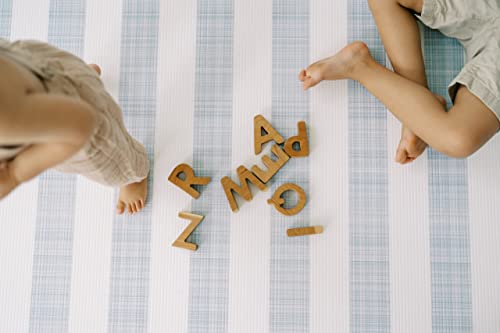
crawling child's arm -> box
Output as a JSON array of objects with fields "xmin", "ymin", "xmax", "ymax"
[{"xmin": 0, "ymin": 93, "xmax": 97, "ymax": 185}]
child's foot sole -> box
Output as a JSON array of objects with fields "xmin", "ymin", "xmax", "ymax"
[{"xmin": 299, "ymin": 41, "xmax": 371, "ymax": 90}]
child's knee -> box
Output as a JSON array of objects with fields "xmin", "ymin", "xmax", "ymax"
[{"xmin": 442, "ymin": 129, "xmax": 479, "ymax": 159}]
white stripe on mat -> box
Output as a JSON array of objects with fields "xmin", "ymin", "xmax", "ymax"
[
  {"xmin": 469, "ymin": 138, "xmax": 500, "ymax": 333},
  {"xmin": 387, "ymin": 111, "xmax": 432, "ymax": 333},
  {"xmin": 309, "ymin": 0, "xmax": 349, "ymax": 332},
  {"xmin": 0, "ymin": 2, "xmax": 48, "ymax": 332},
  {"xmin": 67, "ymin": 0, "xmax": 122, "ymax": 331},
  {"xmin": 387, "ymin": 41, "xmax": 432, "ymax": 332},
  {"xmin": 227, "ymin": 0, "xmax": 272, "ymax": 331},
  {"xmin": 148, "ymin": 0, "xmax": 197, "ymax": 332}
]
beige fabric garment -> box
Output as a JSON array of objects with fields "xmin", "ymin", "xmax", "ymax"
[
  {"xmin": 417, "ymin": 0, "xmax": 500, "ymax": 121},
  {"xmin": 0, "ymin": 39, "xmax": 149, "ymax": 187}
]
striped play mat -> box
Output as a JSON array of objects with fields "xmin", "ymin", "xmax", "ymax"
[{"xmin": 0, "ymin": 0, "xmax": 499, "ymax": 332}]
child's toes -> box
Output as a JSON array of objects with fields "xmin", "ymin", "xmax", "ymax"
[
  {"xmin": 299, "ymin": 69, "xmax": 307, "ymax": 81},
  {"xmin": 89, "ymin": 64, "xmax": 101, "ymax": 75},
  {"xmin": 395, "ymin": 145, "xmax": 408, "ymax": 164},
  {"xmin": 303, "ymin": 77, "xmax": 318, "ymax": 90},
  {"xmin": 116, "ymin": 201, "xmax": 126, "ymax": 215}
]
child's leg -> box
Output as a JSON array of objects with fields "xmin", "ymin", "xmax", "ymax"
[
  {"xmin": 368, "ymin": 0, "xmax": 431, "ymax": 163},
  {"xmin": 88, "ymin": 64, "xmax": 147, "ymax": 215},
  {"xmin": 299, "ymin": 42, "xmax": 499, "ymax": 158},
  {"xmin": 369, "ymin": 0, "xmax": 426, "ymax": 85}
]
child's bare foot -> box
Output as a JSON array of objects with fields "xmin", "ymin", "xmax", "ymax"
[
  {"xmin": 116, "ymin": 176, "xmax": 148, "ymax": 215},
  {"xmin": 395, "ymin": 94, "xmax": 447, "ymax": 164},
  {"xmin": 299, "ymin": 41, "xmax": 371, "ymax": 90},
  {"xmin": 88, "ymin": 64, "xmax": 101, "ymax": 76},
  {"xmin": 0, "ymin": 161, "xmax": 20, "ymax": 200}
]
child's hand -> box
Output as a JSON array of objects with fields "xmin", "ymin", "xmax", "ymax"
[{"xmin": 0, "ymin": 161, "xmax": 20, "ymax": 200}]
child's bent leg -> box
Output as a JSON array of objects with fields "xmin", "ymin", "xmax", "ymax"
[
  {"xmin": 300, "ymin": 42, "xmax": 499, "ymax": 158},
  {"xmin": 303, "ymin": 0, "xmax": 431, "ymax": 163},
  {"xmin": 368, "ymin": 0, "xmax": 426, "ymax": 85},
  {"xmin": 371, "ymin": 0, "xmax": 437, "ymax": 163}
]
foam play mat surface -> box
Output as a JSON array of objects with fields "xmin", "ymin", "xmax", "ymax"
[{"xmin": 1, "ymin": 0, "xmax": 500, "ymax": 332}]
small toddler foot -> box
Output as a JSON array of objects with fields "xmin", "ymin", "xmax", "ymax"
[
  {"xmin": 0, "ymin": 162, "xmax": 20, "ymax": 200},
  {"xmin": 299, "ymin": 41, "xmax": 371, "ymax": 90},
  {"xmin": 89, "ymin": 64, "xmax": 101, "ymax": 76},
  {"xmin": 395, "ymin": 94, "xmax": 447, "ymax": 164},
  {"xmin": 116, "ymin": 176, "xmax": 148, "ymax": 215}
]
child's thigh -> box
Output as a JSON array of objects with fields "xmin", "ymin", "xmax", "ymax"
[
  {"xmin": 398, "ymin": 0, "xmax": 423, "ymax": 13},
  {"xmin": 450, "ymin": 85, "xmax": 499, "ymax": 145},
  {"xmin": 368, "ymin": 0, "xmax": 422, "ymax": 12}
]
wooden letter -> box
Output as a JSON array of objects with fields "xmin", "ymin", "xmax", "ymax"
[
  {"xmin": 284, "ymin": 121, "xmax": 309, "ymax": 157},
  {"xmin": 172, "ymin": 212, "xmax": 205, "ymax": 251},
  {"xmin": 221, "ymin": 165, "xmax": 268, "ymax": 213},
  {"xmin": 287, "ymin": 226, "xmax": 323, "ymax": 237},
  {"xmin": 267, "ymin": 183, "xmax": 307, "ymax": 216},
  {"xmin": 168, "ymin": 163, "xmax": 211, "ymax": 199},
  {"xmin": 251, "ymin": 144, "xmax": 290, "ymax": 183},
  {"xmin": 254, "ymin": 114, "xmax": 285, "ymax": 155}
]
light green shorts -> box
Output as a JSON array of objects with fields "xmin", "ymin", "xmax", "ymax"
[{"xmin": 417, "ymin": 0, "xmax": 500, "ymax": 121}]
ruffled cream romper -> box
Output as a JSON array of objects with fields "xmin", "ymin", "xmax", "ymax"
[{"xmin": 0, "ymin": 39, "xmax": 149, "ymax": 187}]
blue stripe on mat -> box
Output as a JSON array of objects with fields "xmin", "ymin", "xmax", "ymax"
[
  {"xmin": 348, "ymin": 1, "xmax": 391, "ymax": 332},
  {"xmin": 423, "ymin": 28, "xmax": 472, "ymax": 333},
  {"xmin": 270, "ymin": 1, "xmax": 310, "ymax": 332},
  {"xmin": 187, "ymin": 1, "xmax": 233, "ymax": 332},
  {"xmin": 107, "ymin": 1, "xmax": 159, "ymax": 331},
  {"xmin": 0, "ymin": 0, "xmax": 11, "ymax": 38},
  {"xmin": 29, "ymin": 1, "xmax": 86, "ymax": 331}
]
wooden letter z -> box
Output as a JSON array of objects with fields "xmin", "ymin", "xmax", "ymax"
[{"xmin": 172, "ymin": 212, "xmax": 205, "ymax": 251}]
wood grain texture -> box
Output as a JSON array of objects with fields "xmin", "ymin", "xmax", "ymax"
[
  {"xmin": 168, "ymin": 163, "xmax": 211, "ymax": 199},
  {"xmin": 221, "ymin": 165, "xmax": 268, "ymax": 212},
  {"xmin": 254, "ymin": 114, "xmax": 285, "ymax": 155},
  {"xmin": 267, "ymin": 183, "xmax": 307, "ymax": 216},
  {"xmin": 287, "ymin": 226, "xmax": 323, "ymax": 237},
  {"xmin": 284, "ymin": 121, "xmax": 309, "ymax": 158},
  {"xmin": 251, "ymin": 144, "xmax": 290, "ymax": 183},
  {"xmin": 171, "ymin": 212, "xmax": 205, "ymax": 251}
]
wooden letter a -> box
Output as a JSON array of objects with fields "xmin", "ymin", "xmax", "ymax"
[{"xmin": 254, "ymin": 114, "xmax": 285, "ymax": 155}]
